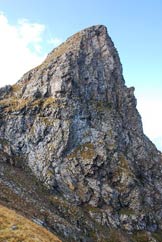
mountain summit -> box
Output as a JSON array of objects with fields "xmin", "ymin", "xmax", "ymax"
[{"xmin": 0, "ymin": 25, "xmax": 162, "ymax": 241}]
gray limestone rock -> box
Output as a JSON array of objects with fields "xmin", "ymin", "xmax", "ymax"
[{"xmin": 0, "ymin": 25, "xmax": 162, "ymax": 240}]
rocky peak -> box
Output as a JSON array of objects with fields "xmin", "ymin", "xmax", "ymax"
[
  {"xmin": 0, "ymin": 25, "xmax": 162, "ymax": 240},
  {"xmin": 14, "ymin": 25, "xmax": 123, "ymax": 101}
]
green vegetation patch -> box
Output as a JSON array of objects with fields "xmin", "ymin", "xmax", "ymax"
[
  {"xmin": 152, "ymin": 230, "xmax": 162, "ymax": 242},
  {"xmin": 67, "ymin": 142, "xmax": 96, "ymax": 160},
  {"xmin": 119, "ymin": 207, "xmax": 135, "ymax": 216},
  {"xmin": 131, "ymin": 231, "xmax": 149, "ymax": 242},
  {"xmin": 0, "ymin": 97, "xmax": 30, "ymax": 112}
]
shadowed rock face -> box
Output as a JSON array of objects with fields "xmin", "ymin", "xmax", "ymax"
[{"xmin": 0, "ymin": 25, "xmax": 162, "ymax": 236}]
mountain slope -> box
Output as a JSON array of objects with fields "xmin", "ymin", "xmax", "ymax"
[
  {"xmin": 0, "ymin": 25, "xmax": 162, "ymax": 241},
  {"xmin": 0, "ymin": 204, "xmax": 61, "ymax": 242}
]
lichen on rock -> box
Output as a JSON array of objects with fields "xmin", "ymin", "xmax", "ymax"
[{"xmin": 0, "ymin": 25, "xmax": 162, "ymax": 241}]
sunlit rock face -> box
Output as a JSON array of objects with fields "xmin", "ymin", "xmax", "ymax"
[{"xmin": 0, "ymin": 25, "xmax": 162, "ymax": 234}]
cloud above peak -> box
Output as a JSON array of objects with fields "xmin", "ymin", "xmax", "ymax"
[
  {"xmin": 137, "ymin": 96, "xmax": 162, "ymax": 151},
  {"xmin": 0, "ymin": 13, "xmax": 62, "ymax": 87},
  {"xmin": 17, "ymin": 18, "xmax": 45, "ymax": 52}
]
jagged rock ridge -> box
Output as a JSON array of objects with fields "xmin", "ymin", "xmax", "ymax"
[{"xmin": 0, "ymin": 25, "xmax": 162, "ymax": 240}]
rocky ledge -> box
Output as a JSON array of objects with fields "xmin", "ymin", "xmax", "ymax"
[{"xmin": 0, "ymin": 25, "xmax": 162, "ymax": 241}]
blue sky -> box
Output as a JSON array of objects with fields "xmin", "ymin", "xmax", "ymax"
[{"xmin": 0, "ymin": 0, "xmax": 162, "ymax": 150}]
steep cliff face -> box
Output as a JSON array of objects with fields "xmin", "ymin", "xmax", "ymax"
[{"xmin": 0, "ymin": 25, "xmax": 162, "ymax": 239}]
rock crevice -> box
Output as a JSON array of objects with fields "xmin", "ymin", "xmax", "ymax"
[{"xmin": 0, "ymin": 25, "xmax": 162, "ymax": 240}]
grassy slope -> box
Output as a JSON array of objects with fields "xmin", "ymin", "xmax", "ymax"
[
  {"xmin": 0, "ymin": 161, "xmax": 161, "ymax": 241},
  {"xmin": 0, "ymin": 204, "xmax": 61, "ymax": 242}
]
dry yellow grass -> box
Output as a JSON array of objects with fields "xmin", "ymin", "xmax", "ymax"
[{"xmin": 0, "ymin": 204, "xmax": 61, "ymax": 242}]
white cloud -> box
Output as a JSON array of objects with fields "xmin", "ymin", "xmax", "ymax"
[
  {"xmin": 137, "ymin": 96, "xmax": 162, "ymax": 151},
  {"xmin": 0, "ymin": 13, "xmax": 46, "ymax": 87},
  {"xmin": 17, "ymin": 18, "xmax": 45, "ymax": 52}
]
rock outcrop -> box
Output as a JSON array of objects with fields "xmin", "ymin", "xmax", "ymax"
[{"xmin": 0, "ymin": 25, "xmax": 162, "ymax": 241}]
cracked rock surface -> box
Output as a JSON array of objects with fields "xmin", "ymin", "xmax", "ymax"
[{"xmin": 0, "ymin": 25, "xmax": 162, "ymax": 241}]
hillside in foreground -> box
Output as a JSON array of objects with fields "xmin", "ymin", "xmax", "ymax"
[{"xmin": 0, "ymin": 204, "xmax": 61, "ymax": 242}]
